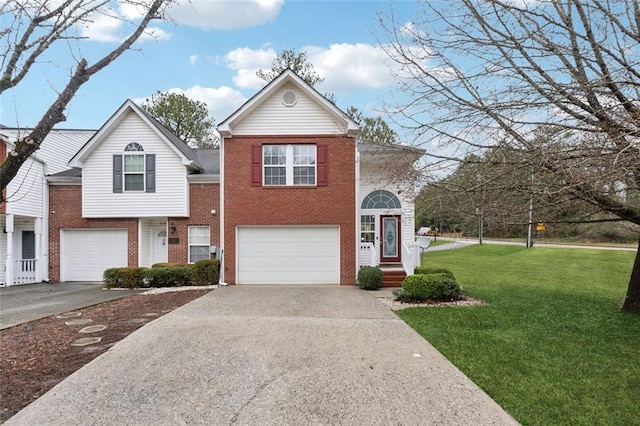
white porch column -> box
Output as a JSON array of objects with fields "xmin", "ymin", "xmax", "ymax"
[
  {"xmin": 5, "ymin": 214, "xmax": 13, "ymax": 286},
  {"xmin": 34, "ymin": 217, "xmax": 42, "ymax": 282}
]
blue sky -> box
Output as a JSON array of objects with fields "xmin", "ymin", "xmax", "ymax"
[{"xmin": 2, "ymin": 0, "xmax": 420, "ymax": 133}]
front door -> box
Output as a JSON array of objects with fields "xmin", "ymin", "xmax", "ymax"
[
  {"xmin": 380, "ymin": 215, "xmax": 401, "ymax": 263},
  {"xmin": 151, "ymin": 229, "xmax": 168, "ymax": 265}
]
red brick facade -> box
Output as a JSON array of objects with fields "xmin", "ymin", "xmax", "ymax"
[
  {"xmin": 48, "ymin": 182, "xmax": 219, "ymax": 282},
  {"xmin": 167, "ymin": 183, "xmax": 220, "ymax": 263},
  {"xmin": 223, "ymin": 135, "xmax": 357, "ymax": 285}
]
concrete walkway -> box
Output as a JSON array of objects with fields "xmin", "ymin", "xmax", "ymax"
[
  {"xmin": 6, "ymin": 285, "xmax": 518, "ymax": 425},
  {"xmin": 0, "ymin": 282, "xmax": 138, "ymax": 330}
]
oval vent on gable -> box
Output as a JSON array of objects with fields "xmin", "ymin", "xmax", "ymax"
[{"xmin": 282, "ymin": 90, "xmax": 298, "ymax": 107}]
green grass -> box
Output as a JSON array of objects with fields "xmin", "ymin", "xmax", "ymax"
[{"xmin": 398, "ymin": 245, "xmax": 640, "ymax": 426}]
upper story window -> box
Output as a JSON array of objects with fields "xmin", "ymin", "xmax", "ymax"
[
  {"xmin": 262, "ymin": 144, "xmax": 316, "ymax": 186},
  {"xmin": 251, "ymin": 144, "xmax": 328, "ymax": 187},
  {"xmin": 124, "ymin": 143, "xmax": 145, "ymax": 191},
  {"xmin": 113, "ymin": 144, "xmax": 155, "ymax": 193}
]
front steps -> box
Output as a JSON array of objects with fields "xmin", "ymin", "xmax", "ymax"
[{"xmin": 379, "ymin": 265, "xmax": 406, "ymax": 287}]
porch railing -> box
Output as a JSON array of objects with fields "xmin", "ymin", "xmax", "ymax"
[
  {"xmin": 359, "ymin": 242, "xmax": 377, "ymax": 267},
  {"xmin": 13, "ymin": 259, "xmax": 37, "ymax": 284},
  {"xmin": 401, "ymin": 242, "xmax": 419, "ymax": 277}
]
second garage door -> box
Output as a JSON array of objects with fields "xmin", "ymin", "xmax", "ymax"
[
  {"xmin": 61, "ymin": 229, "xmax": 128, "ymax": 282},
  {"xmin": 237, "ymin": 226, "xmax": 339, "ymax": 284}
]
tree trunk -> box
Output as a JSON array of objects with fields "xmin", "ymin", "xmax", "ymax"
[{"xmin": 621, "ymin": 237, "xmax": 640, "ymax": 315}]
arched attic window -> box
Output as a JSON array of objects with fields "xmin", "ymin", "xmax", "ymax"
[{"xmin": 361, "ymin": 190, "xmax": 401, "ymax": 209}]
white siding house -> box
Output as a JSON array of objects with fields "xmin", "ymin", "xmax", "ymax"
[{"xmin": 1, "ymin": 129, "xmax": 92, "ymax": 286}]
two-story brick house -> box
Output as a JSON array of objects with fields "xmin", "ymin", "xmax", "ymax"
[
  {"xmin": 3, "ymin": 70, "xmax": 422, "ymax": 286},
  {"xmin": 47, "ymin": 100, "xmax": 219, "ymax": 282}
]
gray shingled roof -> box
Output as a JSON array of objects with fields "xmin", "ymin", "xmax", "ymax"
[
  {"xmin": 130, "ymin": 101, "xmax": 203, "ymax": 170},
  {"xmin": 192, "ymin": 148, "xmax": 220, "ymax": 174}
]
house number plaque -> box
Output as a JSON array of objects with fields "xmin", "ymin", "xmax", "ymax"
[{"xmin": 168, "ymin": 238, "xmax": 180, "ymax": 245}]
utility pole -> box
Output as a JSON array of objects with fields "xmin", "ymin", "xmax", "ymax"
[
  {"xmin": 476, "ymin": 207, "xmax": 483, "ymax": 245},
  {"xmin": 526, "ymin": 172, "xmax": 534, "ymax": 248},
  {"xmin": 526, "ymin": 196, "xmax": 533, "ymax": 248}
]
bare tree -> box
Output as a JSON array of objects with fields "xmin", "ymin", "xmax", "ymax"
[
  {"xmin": 0, "ymin": 0, "xmax": 171, "ymax": 199},
  {"xmin": 381, "ymin": 0, "xmax": 640, "ymax": 314}
]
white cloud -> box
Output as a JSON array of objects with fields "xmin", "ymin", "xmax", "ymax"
[
  {"xmin": 139, "ymin": 26, "xmax": 171, "ymax": 42},
  {"xmin": 79, "ymin": 10, "xmax": 123, "ymax": 42},
  {"xmin": 222, "ymin": 47, "xmax": 276, "ymax": 89},
  {"xmin": 223, "ymin": 43, "xmax": 399, "ymax": 92},
  {"xmin": 167, "ymin": 0, "xmax": 284, "ymax": 30},
  {"xmin": 308, "ymin": 43, "xmax": 396, "ymax": 92},
  {"xmin": 136, "ymin": 85, "xmax": 247, "ymax": 123},
  {"xmin": 189, "ymin": 55, "xmax": 199, "ymax": 65}
]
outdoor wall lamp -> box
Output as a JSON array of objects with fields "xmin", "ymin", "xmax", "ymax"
[{"xmin": 169, "ymin": 223, "xmax": 176, "ymax": 234}]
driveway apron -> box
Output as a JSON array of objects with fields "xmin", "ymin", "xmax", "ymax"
[{"xmin": 6, "ymin": 285, "xmax": 518, "ymax": 425}]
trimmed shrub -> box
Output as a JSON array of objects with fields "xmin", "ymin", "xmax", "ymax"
[
  {"xmin": 190, "ymin": 259, "xmax": 220, "ymax": 286},
  {"xmin": 402, "ymin": 273, "xmax": 462, "ymax": 301},
  {"xmin": 414, "ymin": 267, "xmax": 456, "ymax": 280},
  {"xmin": 151, "ymin": 262, "xmax": 184, "ymax": 268},
  {"xmin": 143, "ymin": 266, "xmax": 192, "ymax": 288},
  {"xmin": 103, "ymin": 267, "xmax": 147, "ymax": 289},
  {"xmin": 103, "ymin": 268, "xmax": 122, "ymax": 288},
  {"xmin": 357, "ymin": 266, "xmax": 383, "ymax": 290}
]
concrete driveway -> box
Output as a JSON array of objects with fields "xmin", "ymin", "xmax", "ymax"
[
  {"xmin": 0, "ymin": 282, "xmax": 139, "ymax": 330},
  {"xmin": 6, "ymin": 285, "xmax": 517, "ymax": 425}
]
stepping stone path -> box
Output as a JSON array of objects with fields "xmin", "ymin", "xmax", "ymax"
[
  {"xmin": 65, "ymin": 319, "xmax": 93, "ymax": 326},
  {"xmin": 79, "ymin": 325, "xmax": 108, "ymax": 334},
  {"xmin": 55, "ymin": 312, "xmax": 82, "ymax": 319},
  {"xmin": 57, "ymin": 311, "xmax": 106, "ymax": 347},
  {"xmin": 71, "ymin": 337, "xmax": 102, "ymax": 347}
]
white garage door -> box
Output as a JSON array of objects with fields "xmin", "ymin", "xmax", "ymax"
[
  {"xmin": 237, "ymin": 226, "xmax": 339, "ymax": 284},
  {"xmin": 61, "ymin": 230, "xmax": 128, "ymax": 281}
]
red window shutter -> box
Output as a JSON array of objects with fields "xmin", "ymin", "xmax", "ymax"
[
  {"xmin": 251, "ymin": 145, "xmax": 262, "ymax": 186},
  {"xmin": 317, "ymin": 144, "xmax": 328, "ymax": 186}
]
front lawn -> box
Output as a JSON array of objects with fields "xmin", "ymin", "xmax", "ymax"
[{"xmin": 398, "ymin": 245, "xmax": 639, "ymax": 426}]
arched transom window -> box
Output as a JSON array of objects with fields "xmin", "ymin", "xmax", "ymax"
[{"xmin": 361, "ymin": 190, "xmax": 401, "ymax": 209}]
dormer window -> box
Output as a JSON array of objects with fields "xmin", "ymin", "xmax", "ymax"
[{"xmin": 113, "ymin": 144, "xmax": 155, "ymax": 193}]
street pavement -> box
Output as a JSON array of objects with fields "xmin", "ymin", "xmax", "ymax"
[
  {"xmin": 0, "ymin": 281, "xmax": 139, "ymax": 330},
  {"xmin": 5, "ymin": 285, "xmax": 518, "ymax": 425}
]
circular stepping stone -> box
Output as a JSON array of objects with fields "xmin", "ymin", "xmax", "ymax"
[
  {"xmin": 79, "ymin": 325, "xmax": 107, "ymax": 333},
  {"xmin": 56, "ymin": 312, "xmax": 82, "ymax": 319},
  {"xmin": 71, "ymin": 337, "xmax": 102, "ymax": 347},
  {"xmin": 65, "ymin": 319, "xmax": 93, "ymax": 326}
]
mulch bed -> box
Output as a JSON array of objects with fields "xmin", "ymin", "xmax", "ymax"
[{"xmin": 0, "ymin": 289, "xmax": 211, "ymax": 424}]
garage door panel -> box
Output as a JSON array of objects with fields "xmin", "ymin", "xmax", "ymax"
[
  {"xmin": 237, "ymin": 227, "xmax": 339, "ymax": 284},
  {"xmin": 62, "ymin": 230, "xmax": 128, "ymax": 281}
]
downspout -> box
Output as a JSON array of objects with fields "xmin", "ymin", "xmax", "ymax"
[
  {"xmin": 219, "ymin": 135, "xmax": 226, "ymax": 285},
  {"xmin": 41, "ymin": 166, "xmax": 49, "ymax": 282},
  {"xmin": 354, "ymin": 141, "xmax": 360, "ymax": 283}
]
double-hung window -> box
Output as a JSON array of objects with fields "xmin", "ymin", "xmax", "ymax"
[
  {"xmin": 124, "ymin": 143, "xmax": 144, "ymax": 191},
  {"xmin": 113, "ymin": 143, "xmax": 155, "ymax": 193},
  {"xmin": 263, "ymin": 144, "xmax": 316, "ymax": 186},
  {"xmin": 188, "ymin": 226, "xmax": 210, "ymax": 263}
]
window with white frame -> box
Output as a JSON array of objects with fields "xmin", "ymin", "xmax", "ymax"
[
  {"xmin": 188, "ymin": 226, "xmax": 210, "ymax": 263},
  {"xmin": 124, "ymin": 142, "xmax": 144, "ymax": 191},
  {"xmin": 263, "ymin": 144, "xmax": 316, "ymax": 186},
  {"xmin": 361, "ymin": 215, "xmax": 375, "ymax": 243}
]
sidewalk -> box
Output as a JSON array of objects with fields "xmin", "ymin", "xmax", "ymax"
[{"xmin": 6, "ymin": 285, "xmax": 518, "ymax": 425}]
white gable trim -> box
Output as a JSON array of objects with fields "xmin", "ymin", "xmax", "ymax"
[
  {"xmin": 217, "ymin": 69, "xmax": 359, "ymax": 137},
  {"xmin": 68, "ymin": 100, "xmax": 194, "ymax": 168}
]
